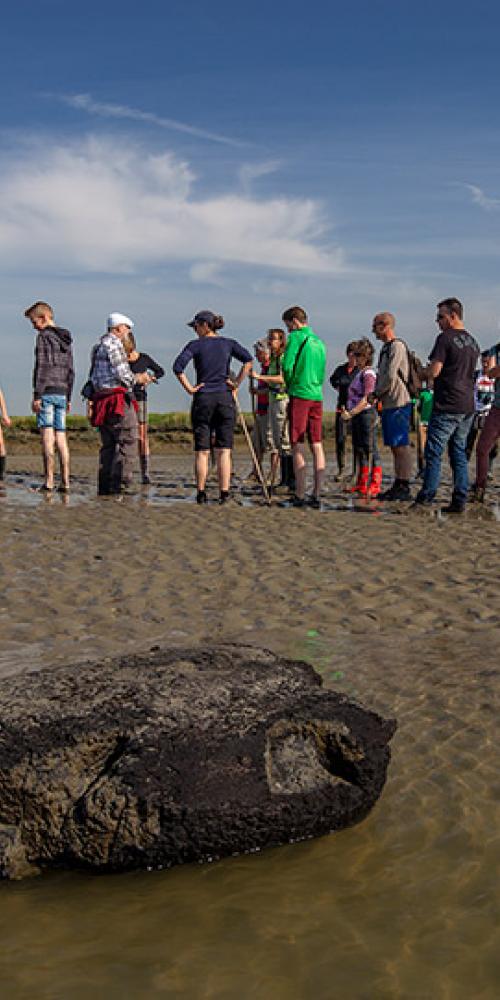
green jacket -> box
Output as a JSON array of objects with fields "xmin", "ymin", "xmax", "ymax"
[{"xmin": 282, "ymin": 326, "xmax": 326, "ymax": 401}]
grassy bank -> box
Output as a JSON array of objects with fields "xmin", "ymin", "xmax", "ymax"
[{"xmin": 4, "ymin": 413, "xmax": 339, "ymax": 453}]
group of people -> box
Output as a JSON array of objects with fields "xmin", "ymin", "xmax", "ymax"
[
  {"xmin": 238, "ymin": 299, "xmax": 499, "ymax": 512},
  {"xmin": 0, "ymin": 297, "xmax": 498, "ymax": 511}
]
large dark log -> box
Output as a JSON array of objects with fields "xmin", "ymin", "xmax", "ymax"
[{"xmin": 0, "ymin": 645, "xmax": 396, "ymax": 879}]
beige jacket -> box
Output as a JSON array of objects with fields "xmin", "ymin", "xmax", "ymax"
[{"xmin": 375, "ymin": 339, "xmax": 411, "ymax": 409}]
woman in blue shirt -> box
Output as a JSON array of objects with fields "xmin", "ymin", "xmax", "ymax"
[{"xmin": 173, "ymin": 311, "xmax": 252, "ymax": 504}]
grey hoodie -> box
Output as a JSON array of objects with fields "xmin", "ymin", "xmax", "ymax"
[{"xmin": 33, "ymin": 326, "xmax": 75, "ymax": 401}]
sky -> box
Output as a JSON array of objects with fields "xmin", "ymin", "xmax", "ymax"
[{"xmin": 2, "ymin": 0, "xmax": 500, "ymax": 413}]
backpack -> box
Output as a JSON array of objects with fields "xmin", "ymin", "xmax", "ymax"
[
  {"xmin": 80, "ymin": 345, "xmax": 99, "ymax": 400},
  {"xmin": 395, "ymin": 339, "xmax": 424, "ymax": 398}
]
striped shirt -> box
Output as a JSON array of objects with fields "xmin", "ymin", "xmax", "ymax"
[{"xmin": 90, "ymin": 334, "xmax": 135, "ymax": 392}]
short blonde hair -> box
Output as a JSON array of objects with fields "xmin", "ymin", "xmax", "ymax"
[{"xmin": 24, "ymin": 301, "xmax": 54, "ymax": 320}]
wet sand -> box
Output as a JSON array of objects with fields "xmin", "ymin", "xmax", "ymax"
[{"xmin": 0, "ymin": 452, "xmax": 499, "ymax": 998}]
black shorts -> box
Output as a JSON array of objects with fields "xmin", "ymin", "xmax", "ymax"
[{"xmin": 191, "ymin": 391, "xmax": 235, "ymax": 451}]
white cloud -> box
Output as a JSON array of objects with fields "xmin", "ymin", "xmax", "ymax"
[
  {"xmin": 0, "ymin": 135, "xmax": 342, "ymax": 277},
  {"xmin": 54, "ymin": 93, "xmax": 248, "ymax": 148},
  {"xmin": 464, "ymin": 183, "xmax": 500, "ymax": 211}
]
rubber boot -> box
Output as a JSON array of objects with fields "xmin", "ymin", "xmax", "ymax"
[
  {"xmin": 140, "ymin": 453, "xmax": 150, "ymax": 485},
  {"xmin": 278, "ymin": 453, "xmax": 288, "ymax": 487},
  {"xmin": 286, "ymin": 453, "xmax": 296, "ymax": 492},
  {"xmin": 367, "ymin": 465, "xmax": 383, "ymax": 498},
  {"xmin": 350, "ymin": 464, "xmax": 370, "ymax": 495},
  {"xmin": 0, "ymin": 455, "xmax": 5, "ymax": 480}
]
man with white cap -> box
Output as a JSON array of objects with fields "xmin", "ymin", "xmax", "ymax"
[{"xmin": 89, "ymin": 313, "xmax": 152, "ymax": 494}]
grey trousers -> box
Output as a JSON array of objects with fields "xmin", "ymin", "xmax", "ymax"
[{"xmin": 98, "ymin": 399, "xmax": 137, "ymax": 494}]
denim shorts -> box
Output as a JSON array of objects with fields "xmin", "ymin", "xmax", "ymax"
[
  {"xmin": 37, "ymin": 394, "xmax": 67, "ymax": 432},
  {"xmin": 381, "ymin": 403, "xmax": 411, "ymax": 447}
]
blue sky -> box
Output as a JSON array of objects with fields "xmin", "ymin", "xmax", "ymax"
[{"xmin": 2, "ymin": 0, "xmax": 500, "ymax": 412}]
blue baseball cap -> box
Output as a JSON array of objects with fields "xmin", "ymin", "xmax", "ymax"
[{"xmin": 187, "ymin": 311, "xmax": 216, "ymax": 329}]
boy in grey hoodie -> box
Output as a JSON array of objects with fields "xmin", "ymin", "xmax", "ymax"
[{"xmin": 25, "ymin": 301, "xmax": 74, "ymax": 492}]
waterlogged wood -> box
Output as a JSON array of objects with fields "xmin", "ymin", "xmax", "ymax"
[{"xmin": 0, "ymin": 645, "xmax": 396, "ymax": 879}]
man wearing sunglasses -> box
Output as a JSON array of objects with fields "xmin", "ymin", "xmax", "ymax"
[{"xmin": 413, "ymin": 298, "xmax": 480, "ymax": 513}]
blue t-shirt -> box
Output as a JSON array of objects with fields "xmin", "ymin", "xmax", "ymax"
[{"xmin": 173, "ymin": 336, "xmax": 252, "ymax": 393}]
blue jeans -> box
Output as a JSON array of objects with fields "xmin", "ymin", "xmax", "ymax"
[
  {"xmin": 417, "ymin": 411, "xmax": 473, "ymax": 503},
  {"xmin": 36, "ymin": 394, "xmax": 67, "ymax": 432}
]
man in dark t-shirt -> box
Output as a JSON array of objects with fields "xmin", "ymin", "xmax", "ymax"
[{"xmin": 414, "ymin": 297, "xmax": 480, "ymax": 513}]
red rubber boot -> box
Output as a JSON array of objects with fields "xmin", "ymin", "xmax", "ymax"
[
  {"xmin": 367, "ymin": 465, "xmax": 383, "ymax": 498},
  {"xmin": 350, "ymin": 464, "xmax": 370, "ymax": 495}
]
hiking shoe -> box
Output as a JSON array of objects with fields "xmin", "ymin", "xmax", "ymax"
[
  {"xmin": 306, "ymin": 495, "xmax": 322, "ymax": 509},
  {"xmin": 470, "ymin": 486, "xmax": 485, "ymax": 503},
  {"xmin": 441, "ymin": 498, "xmax": 466, "ymax": 514},
  {"xmin": 410, "ymin": 497, "xmax": 434, "ymax": 510},
  {"xmin": 380, "ymin": 482, "xmax": 411, "ymax": 501},
  {"xmin": 196, "ymin": 490, "xmax": 208, "ymax": 504}
]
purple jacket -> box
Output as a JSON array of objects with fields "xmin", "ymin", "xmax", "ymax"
[{"xmin": 33, "ymin": 326, "xmax": 75, "ymax": 401}]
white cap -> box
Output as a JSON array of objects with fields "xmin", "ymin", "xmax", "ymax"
[{"xmin": 107, "ymin": 312, "xmax": 134, "ymax": 330}]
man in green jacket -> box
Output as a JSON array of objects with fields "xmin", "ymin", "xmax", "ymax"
[{"xmin": 281, "ymin": 305, "xmax": 327, "ymax": 508}]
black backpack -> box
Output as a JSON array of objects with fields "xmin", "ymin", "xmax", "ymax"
[{"xmin": 80, "ymin": 345, "xmax": 99, "ymax": 400}]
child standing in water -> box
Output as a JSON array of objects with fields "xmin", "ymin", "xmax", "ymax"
[
  {"xmin": 0, "ymin": 386, "xmax": 11, "ymax": 480},
  {"xmin": 123, "ymin": 332, "xmax": 165, "ymax": 484}
]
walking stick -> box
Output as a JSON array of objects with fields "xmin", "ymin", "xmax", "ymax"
[
  {"xmin": 234, "ymin": 394, "xmax": 271, "ymax": 504},
  {"xmin": 415, "ymin": 402, "xmax": 424, "ymax": 474}
]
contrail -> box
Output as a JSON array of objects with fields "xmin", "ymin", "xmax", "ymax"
[{"xmin": 52, "ymin": 92, "xmax": 249, "ymax": 148}]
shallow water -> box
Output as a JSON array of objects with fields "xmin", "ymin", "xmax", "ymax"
[{"xmin": 0, "ymin": 454, "xmax": 499, "ymax": 998}]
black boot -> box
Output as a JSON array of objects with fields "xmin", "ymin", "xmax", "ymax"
[
  {"xmin": 140, "ymin": 454, "xmax": 151, "ymax": 485},
  {"xmin": 274, "ymin": 454, "xmax": 294, "ymax": 494},
  {"xmin": 285, "ymin": 453, "xmax": 295, "ymax": 492},
  {"xmin": 0, "ymin": 455, "xmax": 5, "ymax": 480}
]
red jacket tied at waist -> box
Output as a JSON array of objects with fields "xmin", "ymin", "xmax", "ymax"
[{"xmin": 91, "ymin": 388, "xmax": 138, "ymax": 427}]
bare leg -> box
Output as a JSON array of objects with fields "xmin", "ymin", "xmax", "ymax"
[
  {"xmin": 40, "ymin": 428, "xmax": 55, "ymax": 489},
  {"xmin": 270, "ymin": 450, "xmax": 280, "ymax": 485},
  {"xmin": 392, "ymin": 444, "xmax": 412, "ymax": 481},
  {"xmin": 55, "ymin": 431, "xmax": 70, "ymax": 489},
  {"xmin": 311, "ymin": 441, "xmax": 326, "ymax": 498},
  {"xmin": 216, "ymin": 448, "xmax": 232, "ymax": 493},
  {"xmin": 195, "ymin": 450, "xmax": 209, "ymax": 491},
  {"xmin": 0, "ymin": 426, "xmax": 5, "ymax": 480},
  {"xmin": 293, "ymin": 443, "xmax": 307, "ymax": 499}
]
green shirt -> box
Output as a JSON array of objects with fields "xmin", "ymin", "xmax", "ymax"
[{"xmin": 282, "ymin": 326, "xmax": 326, "ymax": 402}]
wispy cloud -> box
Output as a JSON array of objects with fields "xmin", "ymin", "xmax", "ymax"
[
  {"xmin": 464, "ymin": 183, "xmax": 500, "ymax": 211},
  {"xmin": 238, "ymin": 160, "xmax": 281, "ymax": 194},
  {"xmin": 0, "ymin": 135, "xmax": 342, "ymax": 278},
  {"xmin": 52, "ymin": 92, "xmax": 248, "ymax": 149}
]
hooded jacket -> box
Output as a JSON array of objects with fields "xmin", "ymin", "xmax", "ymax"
[
  {"xmin": 33, "ymin": 326, "xmax": 75, "ymax": 401},
  {"xmin": 281, "ymin": 326, "xmax": 326, "ymax": 401}
]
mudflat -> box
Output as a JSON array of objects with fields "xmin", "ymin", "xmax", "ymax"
[{"xmin": 0, "ymin": 452, "xmax": 498, "ymax": 998}]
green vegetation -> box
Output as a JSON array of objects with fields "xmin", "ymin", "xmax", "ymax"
[{"xmin": 7, "ymin": 412, "xmax": 337, "ymax": 434}]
